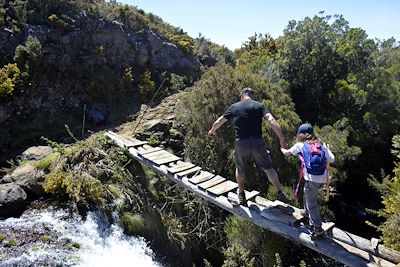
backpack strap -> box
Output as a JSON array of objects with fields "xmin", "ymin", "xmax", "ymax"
[{"xmin": 294, "ymin": 154, "xmax": 304, "ymax": 200}]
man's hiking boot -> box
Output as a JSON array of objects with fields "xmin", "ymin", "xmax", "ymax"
[
  {"xmin": 299, "ymin": 209, "xmax": 308, "ymax": 217},
  {"xmin": 238, "ymin": 191, "xmax": 247, "ymax": 206},
  {"xmin": 311, "ymin": 225, "xmax": 324, "ymax": 240},
  {"xmin": 277, "ymin": 191, "xmax": 291, "ymax": 204}
]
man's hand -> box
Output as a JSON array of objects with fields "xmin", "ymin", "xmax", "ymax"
[
  {"xmin": 208, "ymin": 116, "xmax": 227, "ymax": 138},
  {"xmin": 279, "ymin": 139, "xmax": 288, "ymax": 149}
]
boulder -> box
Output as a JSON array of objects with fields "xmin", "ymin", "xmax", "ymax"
[
  {"xmin": 0, "ymin": 183, "xmax": 27, "ymax": 217},
  {"xmin": 1, "ymin": 164, "xmax": 46, "ymax": 196},
  {"xmin": 21, "ymin": 146, "xmax": 53, "ymax": 161}
]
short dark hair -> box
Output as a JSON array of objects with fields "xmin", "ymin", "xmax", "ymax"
[{"xmin": 241, "ymin": 87, "xmax": 255, "ymax": 97}]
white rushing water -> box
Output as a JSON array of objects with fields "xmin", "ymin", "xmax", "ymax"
[{"xmin": 0, "ymin": 207, "xmax": 163, "ymax": 267}]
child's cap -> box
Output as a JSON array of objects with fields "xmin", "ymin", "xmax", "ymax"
[{"xmin": 297, "ymin": 123, "xmax": 314, "ymax": 135}]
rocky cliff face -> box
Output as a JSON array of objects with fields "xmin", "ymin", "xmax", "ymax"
[
  {"xmin": 0, "ymin": 12, "xmax": 202, "ymax": 166},
  {"xmin": 0, "ymin": 12, "xmax": 201, "ymax": 77}
]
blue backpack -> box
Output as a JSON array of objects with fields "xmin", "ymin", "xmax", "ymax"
[{"xmin": 302, "ymin": 140, "xmax": 326, "ymax": 175}]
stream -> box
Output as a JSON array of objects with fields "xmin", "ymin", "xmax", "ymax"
[{"xmin": 0, "ymin": 206, "xmax": 163, "ymax": 267}]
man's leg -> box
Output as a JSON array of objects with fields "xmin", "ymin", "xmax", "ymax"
[
  {"xmin": 234, "ymin": 140, "xmax": 248, "ymax": 193},
  {"xmin": 234, "ymin": 140, "xmax": 248, "ymax": 206},
  {"xmin": 265, "ymin": 167, "xmax": 290, "ymax": 203},
  {"xmin": 253, "ymin": 141, "xmax": 283, "ymax": 192},
  {"xmin": 264, "ymin": 168, "xmax": 282, "ymax": 192},
  {"xmin": 253, "ymin": 140, "xmax": 291, "ymax": 203},
  {"xmin": 236, "ymin": 168, "xmax": 245, "ymax": 193}
]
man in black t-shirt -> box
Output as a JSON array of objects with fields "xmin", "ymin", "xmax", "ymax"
[{"xmin": 208, "ymin": 87, "xmax": 290, "ymax": 205}]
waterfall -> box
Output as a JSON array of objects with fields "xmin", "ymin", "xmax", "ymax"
[{"xmin": 0, "ymin": 207, "xmax": 163, "ymax": 267}]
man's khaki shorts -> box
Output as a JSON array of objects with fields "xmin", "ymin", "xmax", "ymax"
[{"xmin": 234, "ymin": 138, "xmax": 272, "ymax": 175}]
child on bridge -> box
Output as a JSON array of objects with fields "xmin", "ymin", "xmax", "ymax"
[{"xmin": 281, "ymin": 123, "xmax": 335, "ymax": 238}]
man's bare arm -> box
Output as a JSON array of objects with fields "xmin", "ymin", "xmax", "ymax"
[
  {"xmin": 264, "ymin": 113, "xmax": 288, "ymax": 148},
  {"xmin": 208, "ymin": 116, "xmax": 227, "ymax": 136}
]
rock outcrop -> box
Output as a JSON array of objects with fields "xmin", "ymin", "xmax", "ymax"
[
  {"xmin": 21, "ymin": 146, "xmax": 53, "ymax": 161},
  {"xmin": 1, "ymin": 164, "xmax": 46, "ymax": 196}
]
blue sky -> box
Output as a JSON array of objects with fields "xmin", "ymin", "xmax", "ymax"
[{"xmin": 119, "ymin": 0, "xmax": 400, "ymax": 50}]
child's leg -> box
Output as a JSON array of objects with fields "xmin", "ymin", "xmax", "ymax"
[{"xmin": 303, "ymin": 181, "xmax": 322, "ymax": 228}]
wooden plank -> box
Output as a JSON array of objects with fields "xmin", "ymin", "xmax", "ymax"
[
  {"xmin": 255, "ymin": 196, "xmax": 305, "ymax": 223},
  {"xmin": 142, "ymin": 150, "xmax": 171, "ymax": 160},
  {"xmin": 260, "ymin": 206, "xmax": 303, "ymax": 226},
  {"xmin": 142, "ymin": 144, "xmax": 155, "ymax": 150},
  {"xmin": 137, "ymin": 147, "xmax": 163, "ymax": 155},
  {"xmin": 244, "ymin": 190, "xmax": 260, "ymax": 200},
  {"xmin": 227, "ymin": 190, "xmax": 260, "ymax": 206},
  {"xmin": 146, "ymin": 152, "xmax": 174, "ymax": 161},
  {"xmin": 176, "ymin": 166, "xmax": 202, "ymax": 177},
  {"xmin": 198, "ymin": 176, "xmax": 225, "ymax": 190},
  {"xmin": 152, "ymin": 155, "xmax": 180, "ymax": 165},
  {"xmin": 167, "ymin": 162, "xmax": 195, "ymax": 174},
  {"xmin": 256, "ymin": 196, "xmax": 304, "ymax": 214},
  {"xmin": 188, "ymin": 171, "xmax": 215, "ymax": 184},
  {"xmin": 125, "ymin": 137, "xmax": 148, "ymax": 147},
  {"xmin": 322, "ymin": 222, "xmax": 335, "ymax": 233},
  {"xmin": 207, "ymin": 180, "xmax": 238, "ymax": 196}
]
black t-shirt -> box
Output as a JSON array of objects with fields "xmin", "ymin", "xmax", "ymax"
[{"xmin": 223, "ymin": 99, "xmax": 269, "ymax": 140}]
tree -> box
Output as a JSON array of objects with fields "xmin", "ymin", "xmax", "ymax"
[
  {"xmin": 278, "ymin": 14, "xmax": 375, "ymax": 125},
  {"xmin": 369, "ymin": 135, "xmax": 400, "ymax": 250}
]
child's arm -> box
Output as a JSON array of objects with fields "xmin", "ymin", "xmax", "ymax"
[
  {"xmin": 281, "ymin": 147, "xmax": 292, "ymax": 156},
  {"xmin": 325, "ymin": 144, "xmax": 335, "ymax": 163},
  {"xmin": 281, "ymin": 143, "xmax": 302, "ymax": 156}
]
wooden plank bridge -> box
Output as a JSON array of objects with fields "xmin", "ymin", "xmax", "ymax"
[{"xmin": 105, "ymin": 131, "xmax": 400, "ymax": 267}]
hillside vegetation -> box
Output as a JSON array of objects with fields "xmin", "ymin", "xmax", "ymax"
[
  {"xmin": 0, "ymin": 2, "xmax": 399, "ymax": 266},
  {"xmin": 0, "ymin": 0, "xmax": 232, "ymax": 165}
]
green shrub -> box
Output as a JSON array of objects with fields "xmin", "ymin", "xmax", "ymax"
[
  {"xmin": 14, "ymin": 35, "xmax": 42, "ymax": 74},
  {"xmin": 166, "ymin": 33, "xmax": 194, "ymax": 53},
  {"xmin": 10, "ymin": 0, "xmax": 28, "ymax": 33},
  {"xmin": 0, "ymin": 7, "xmax": 5, "ymax": 26},
  {"xmin": 222, "ymin": 243, "xmax": 255, "ymax": 267},
  {"xmin": 120, "ymin": 212, "xmax": 146, "ymax": 235},
  {"xmin": 44, "ymin": 170, "xmax": 106, "ymax": 205},
  {"xmin": 123, "ymin": 67, "xmax": 134, "ymax": 83},
  {"xmin": 4, "ymin": 239, "xmax": 18, "ymax": 247},
  {"xmin": 138, "ymin": 71, "xmax": 155, "ymax": 98},
  {"xmin": 43, "ymin": 170, "xmax": 67, "ymax": 195},
  {"xmin": 39, "ymin": 235, "xmax": 52, "ymax": 242},
  {"xmin": 33, "ymin": 152, "xmax": 60, "ymax": 171},
  {"xmin": 146, "ymin": 136, "xmax": 160, "ymax": 146},
  {"xmin": 71, "ymin": 242, "xmax": 81, "ymax": 249},
  {"xmin": 168, "ymin": 73, "xmax": 188, "ymax": 93},
  {"xmin": 0, "ymin": 63, "xmax": 23, "ymax": 98},
  {"xmin": 0, "ymin": 234, "xmax": 6, "ymax": 241},
  {"xmin": 47, "ymin": 14, "xmax": 70, "ymax": 29},
  {"xmin": 224, "ymin": 216, "xmax": 261, "ymax": 249}
]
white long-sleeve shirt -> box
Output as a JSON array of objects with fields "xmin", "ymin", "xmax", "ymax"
[{"xmin": 288, "ymin": 142, "xmax": 335, "ymax": 184}]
